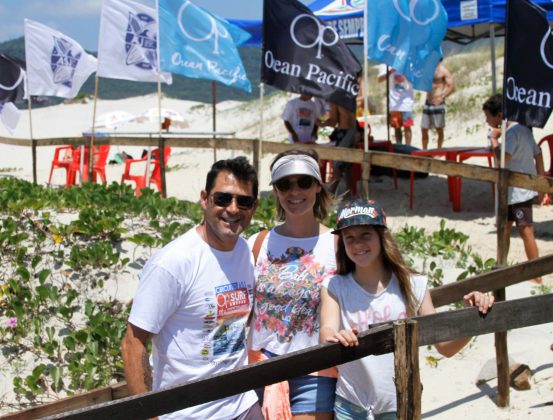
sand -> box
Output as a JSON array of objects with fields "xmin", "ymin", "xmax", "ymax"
[{"xmin": 0, "ymin": 93, "xmax": 552, "ymax": 418}]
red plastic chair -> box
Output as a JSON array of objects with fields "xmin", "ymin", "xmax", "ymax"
[
  {"xmin": 67, "ymin": 145, "xmax": 111, "ymax": 186},
  {"xmin": 120, "ymin": 147, "xmax": 171, "ymax": 195},
  {"xmin": 48, "ymin": 145, "xmax": 74, "ymax": 185},
  {"xmin": 538, "ymin": 134, "xmax": 553, "ymax": 177}
]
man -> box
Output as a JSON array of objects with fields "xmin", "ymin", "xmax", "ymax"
[
  {"xmin": 322, "ymin": 101, "xmax": 359, "ymax": 195},
  {"xmin": 282, "ymin": 93, "xmax": 322, "ymax": 144},
  {"xmin": 482, "ymin": 94, "xmax": 545, "ymax": 283},
  {"xmin": 377, "ymin": 66, "xmax": 414, "ymax": 145},
  {"xmin": 121, "ymin": 156, "xmax": 263, "ymax": 419},
  {"xmin": 421, "ymin": 59, "xmax": 455, "ymax": 149}
]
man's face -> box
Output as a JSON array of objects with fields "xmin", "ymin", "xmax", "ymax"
[
  {"xmin": 199, "ymin": 171, "xmax": 257, "ymax": 251},
  {"xmin": 484, "ymin": 110, "xmax": 502, "ymax": 129}
]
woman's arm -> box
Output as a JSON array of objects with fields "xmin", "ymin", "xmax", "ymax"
[
  {"xmin": 418, "ymin": 290, "xmax": 494, "ymax": 358},
  {"xmin": 320, "ymin": 286, "xmax": 358, "ymax": 346}
]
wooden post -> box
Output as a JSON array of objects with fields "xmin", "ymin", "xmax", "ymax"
[
  {"xmin": 495, "ymin": 168, "xmax": 510, "ymax": 407},
  {"xmin": 361, "ymin": 152, "xmax": 370, "ymax": 198},
  {"xmin": 394, "ymin": 320, "xmax": 421, "ymax": 420},
  {"xmin": 158, "ymin": 136, "xmax": 167, "ymax": 199}
]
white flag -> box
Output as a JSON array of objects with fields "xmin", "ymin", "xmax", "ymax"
[
  {"xmin": 24, "ymin": 19, "xmax": 97, "ymax": 99},
  {"xmin": 0, "ymin": 102, "xmax": 21, "ymax": 135},
  {"xmin": 98, "ymin": 0, "xmax": 172, "ymax": 84}
]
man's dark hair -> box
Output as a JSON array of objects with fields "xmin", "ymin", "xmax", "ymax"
[
  {"xmin": 205, "ymin": 156, "xmax": 258, "ymax": 197},
  {"xmin": 482, "ymin": 93, "xmax": 502, "ymax": 117}
]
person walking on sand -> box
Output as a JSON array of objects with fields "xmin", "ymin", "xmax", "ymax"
[
  {"xmin": 321, "ymin": 102, "xmax": 359, "ymax": 195},
  {"xmin": 421, "ymin": 59, "xmax": 455, "ymax": 149},
  {"xmin": 482, "ymin": 94, "xmax": 546, "ymax": 283},
  {"xmin": 320, "ymin": 198, "xmax": 494, "ymax": 419},
  {"xmin": 121, "ymin": 156, "xmax": 263, "ymax": 419},
  {"xmin": 282, "ymin": 93, "xmax": 323, "ymax": 144},
  {"xmin": 377, "ymin": 66, "xmax": 414, "ymax": 145},
  {"xmin": 248, "ymin": 148, "xmax": 337, "ymax": 420}
]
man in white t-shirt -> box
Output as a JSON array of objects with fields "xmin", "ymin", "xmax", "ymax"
[
  {"xmin": 121, "ymin": 157, "xmax": 263, "ymax": 419},
  {"xmin": 282, "ymin": 93, "xmax": 322, "ymax": 144},
  {"xmin": 377, "ymin": 66, "xmax": 414, "ymax": 145}
]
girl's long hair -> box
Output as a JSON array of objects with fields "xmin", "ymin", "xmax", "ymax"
[{"xmin": 335, "ymin": 225, "xmax": 418, "ymax": 316}]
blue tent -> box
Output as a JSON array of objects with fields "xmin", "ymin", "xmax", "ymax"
[{"xmin": 230, "ymin": 0, "xmax": 553, "ymax": 46}]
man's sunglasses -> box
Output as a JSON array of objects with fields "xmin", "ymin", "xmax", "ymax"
[
  {"xmin": 210, "ymin": 192, "xmax": 256, "ymax": 210},
  {"xmin": 274, "ymin": 176, "xmax": 316, "ymax": 192}
]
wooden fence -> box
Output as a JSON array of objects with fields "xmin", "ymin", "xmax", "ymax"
[{"xmin": 3, "ymin": 255, "xmax": 552, "ymax": 420}]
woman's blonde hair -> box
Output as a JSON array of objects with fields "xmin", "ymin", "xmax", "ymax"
[
  {"xmin": 335, "ymin": 225, "xmax": 418, "ymax": 316},
  {"xmin": 270, "ymin": 148, "xmax": 333, "ymax": 222}
]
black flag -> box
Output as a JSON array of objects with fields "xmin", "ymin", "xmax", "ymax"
[
  {"xmin": 0, "ymin": 52, "xmax": 26, "ymax": 103},
  {"xmin": 262, "ymin": 0, "xmax": 361, "ymax": 112},
  {"xmin": 504, "ymin": 0, "xmax": 553, "ymax": 128}
]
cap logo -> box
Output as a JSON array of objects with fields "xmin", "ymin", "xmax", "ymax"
[{"xmin": 338, "ymin": 205, "xmax": 377, "ymax": 221}]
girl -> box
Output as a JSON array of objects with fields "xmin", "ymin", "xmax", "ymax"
[
  {"xmin": 248, "ymin": 148, "xmax": 336, "ymax": 420},
  {"xmin": 320, "ymin": 198, "xmax": 494, "ymax": 419}
]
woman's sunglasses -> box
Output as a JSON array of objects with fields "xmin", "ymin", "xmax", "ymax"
[
  {"xmin": 210, "ymin": 192, "xmax": 256, "ymax": 210},
  {"xmin": 274, "ymin": 176, "xmax": 316, "ymax": 192}
]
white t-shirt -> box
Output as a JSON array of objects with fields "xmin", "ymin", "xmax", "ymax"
[
  {"xmin": 281, "ymin": 97, "xmax": 322, "ymax": 143},
  {"xmin": 504, "ymin": 123, "xmax": 540, "ymax": 204},
  {"xmin": 377, "ymin": 65, "xmax": 414, "ymax": 112},
  {"xmin": 323, "ymin": 273, "xmax": 427, "ymax": 415},
  {"xmin": 248, "ymin": 229, "xmax": 336, "ymax": 355},
  {"xmin": 129, "ymin": 228, "xmax": 258, "ymax": 419}
]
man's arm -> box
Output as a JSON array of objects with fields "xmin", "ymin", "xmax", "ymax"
[
  {"xmin": 321, "ymin": 103, "xmax": 338, "ymax": 127},
  {"xmin": 535, "ymin": 151, "xmax": 546, "ymax": 203},
  {"xmin": 442, "ymin": 66, "xmax": 455, "ymax": 98},
  {"xmin": 283, "ymin": 121, "xmax": 299, "ymax": 143},
  {"xmin": 121, "ymin": 323, "xmax": 154, "ymax": 395}
]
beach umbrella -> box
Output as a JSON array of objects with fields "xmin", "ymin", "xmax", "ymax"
[
  {"xmin": 94, "ymin": 110, "xmax": 137, "ymax": 129},
  {"xmin": 136, "ymin": 107, "xmax": 188, "ymax": 128}
]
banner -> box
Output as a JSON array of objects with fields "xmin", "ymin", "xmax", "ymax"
[
  {"xmin": 262, "ymin": 0, "xmax": 361, "ymax": 112},
  {"xmin": 366, "ymin": 0, "xmax": 447, "ymax": 92},
  {"xmin": 0, "ymin": 53, "xmax": 26, "ymax": 103},
  {"xmin": 504, "ymin": 0, "xmax": 553, "ymax": 128},
  {"xmin": 157, "ymin": 0, "xmax": 251, "ymax": 92},
  {"xmin": 0, "ymin": 102, "xmax": 21, "ymax": 135},
  {"xmin": 24, "ymin": 19, "xmax": 97, "ymax": 99},
  {"xmin": 98, "ymin": 0, "xmax": 172, "ymax": 84}
]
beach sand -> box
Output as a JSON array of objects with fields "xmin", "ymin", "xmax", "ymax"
[{"xmin": 0, "ymin": 93, "xmax": 552, "ymax": 418}]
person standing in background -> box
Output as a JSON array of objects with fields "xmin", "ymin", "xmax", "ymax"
[
  {"xmin": 377, "ymin": 66, "xmax": 414, "ymax": 145},
  {"xmin": 421, "ymin": 59, "xmax": 455, "ymax": 149},
  {"xmin": 282, "ymin": 94, "xmax": 323, "ymax": 144}
]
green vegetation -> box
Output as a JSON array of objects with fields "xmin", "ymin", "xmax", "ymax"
[{"xmin": 0, "ymin": 178, "xmax": 496, "ymax": 411}]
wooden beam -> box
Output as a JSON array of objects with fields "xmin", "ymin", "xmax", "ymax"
[{"xmin": 394, "ymin": 320, "xmax": 421, "ymax": 420}]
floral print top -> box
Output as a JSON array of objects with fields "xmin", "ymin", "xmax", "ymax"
[{"xmin": 248, "ymin": 229, "xmax": 336, "ymax": 355}]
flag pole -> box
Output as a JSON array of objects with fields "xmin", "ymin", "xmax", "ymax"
[
  {"xmin": 257, "ymin": 82, "xmax": 264, "ymax": 176},
  {"xmin": 26, "ymin": 88, "xmax": 36, "ymax": 185},
  {"xmin": 363, "ymin": 0, "xmax": 369, "ymax": 154}
]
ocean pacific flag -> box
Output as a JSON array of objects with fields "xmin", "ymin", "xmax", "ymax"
[
  {"xmin": 157, "ymin": 0, "xmax": 252, "ymax": 92},
  {"xmin": 262, "ymin": 0, "xmax": 361, "ymax": 112},
  {"xmin": 0, "ymin": 52, "xmax": 26, "ymax": 103},
  {"xmin": 24, "ymin": 19, "xmax": 97, "ymax": 99},
  {"xmin": 366, "ymin": 0, "xmax": 447, "ymax": 92},
  {"xmin": 98, "ymin": 0, "xmax": 172, "ymax": 84},
  {"xmin": 504, "ymin": 0, "xmax": 553, "ymax": 128},
  {"xmin": 0, "ymin": 102, "xmax": 21, "ymax": 135}
]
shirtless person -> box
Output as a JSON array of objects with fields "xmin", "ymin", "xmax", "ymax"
[
  {"xmin": 421, "ymin": 59, "xmax": 455, "ymax": 149},
  {"xmin": 322, "ymin": 102, "xmax": 359, "ymax": 195}
]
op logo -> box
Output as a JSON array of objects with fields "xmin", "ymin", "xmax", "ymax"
[
  {"xmin": 177, "ymin": 1, "xmax": 229, "ymax": 55},
  {"xmin": 392, "ymin": 0, "xmax": 440, "ymax": 26},
  {"xmin": 125, "ymin": 12, "xmax": 158, "ymax": 70},
  {"xmin": 290, "ymin": 14, "xmax": 339, "ymax": 59},
  {"xmin": 50, "ymin": 37, "xmax": 80, "ymax": 88},
  {"xmin": 540, "ymin": 27, "xmax": 553, "ymax": 70}
]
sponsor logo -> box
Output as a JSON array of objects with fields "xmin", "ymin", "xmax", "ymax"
[
  {"xmin": 125, "ymin": 11, "xmax": 158, "ymax": 70},
  {"xmin": 50, "ymin": 37, "xmax": 80, "ymax": 88},
  {"xmin": 177, "ymin": 1, "xmax": 229, "ymax": 55},
  {"xmin": 392, "ymin": 0, "xmax": 440, "ymax": 26},
  {"xmin": 540, "ymin": 27, "xmax": 553, "ymax": 70},
  {"xmin": 290, "ymin": 14, "xmax": 339, "ymax": 59},
  {"xmin": 338, "ymin": 205, "xmax": 378, "ymax": 220}
]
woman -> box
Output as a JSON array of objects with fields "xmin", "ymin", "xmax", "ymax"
[
  {"xmin": 320, "ymin": 198, "xmax": 494, "ymax": 419},
  {"xmin": 248, "ymin": 148, "xmax": 336, "ymax": 420}
]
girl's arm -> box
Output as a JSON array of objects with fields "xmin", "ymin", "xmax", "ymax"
[
  {"xmin": 418, "ymin": 290, "xmax": 494, "ymax": 358},
  {"xmin": 320, "ymin": 286, "xmax": 358, "ymax": 347}
]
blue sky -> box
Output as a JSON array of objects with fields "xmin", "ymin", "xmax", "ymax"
[{"xmin": 0, "ymin": 0, "xmax": 308, "ymax": 51}]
